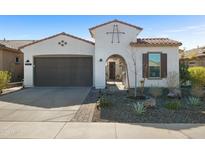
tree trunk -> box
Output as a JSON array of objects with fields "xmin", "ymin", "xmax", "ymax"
[{"xmin": 134, "ymin": 63, "xmax": 137, "ymax": 97}]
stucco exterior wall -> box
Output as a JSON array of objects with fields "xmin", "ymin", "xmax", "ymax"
[
  {"xmin": 0, "ymin": 49, "xmax": 23, "ymax": 81},
  {"xmin": 22, "ymin": 34, "xmax": 95, "ymax": 87},
  {"xmin": 0, "ymin": 50, "xmax": 3, "ymax": 70},
  {"xmin": 95, "ymin": 46, "xmax": 179, "ymax": 88},
  {"xmin": 131, "ymin": 46, "xmax": 179, "ymax": 87},
  {"xmin": 22, "ymin": 22, "xmax": 180, "ymax": 88},
  {"xmin": 94, "ymin": 21, "xmax": 141, "ymax": 88},
  {"xmin": 94, "ymin": 21, "xmax": 179, "ymax": 88}
]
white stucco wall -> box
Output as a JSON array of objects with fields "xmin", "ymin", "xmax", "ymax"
[
  {"xmin": 22, "ymin": 34, "xmax": 95, "ymax": 87},
  {"xmin": 130, "ymin": 47, "xmax": 179, "ymax": 88},
  {"xmin": 94, "ymin": 21, "xmax": 142, "ymax": 88},
  {"xmin": 22, "ymin": 22, "xmax": 180, "ymax": 89},
  {"xmin": 93, "ymin": 21, "xmax": 179, "ymax": 88}
]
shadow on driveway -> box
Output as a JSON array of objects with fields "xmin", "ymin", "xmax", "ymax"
[{"xmin": 0, "ymin": 87, "xmax": 91, "ymax": 109}]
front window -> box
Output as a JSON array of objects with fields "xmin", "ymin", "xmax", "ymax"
[
  {"xmin": 15, "ymin": 57, "xmax": 20, "ymax": 64},
  {"xmin": 148, "ymin": 53, "xmax": 161, "ymax": 78}
]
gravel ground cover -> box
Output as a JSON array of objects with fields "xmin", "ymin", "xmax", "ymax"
[{"xmin": 92, "ymin": 88, "xmax": 205, "ymax": 123}]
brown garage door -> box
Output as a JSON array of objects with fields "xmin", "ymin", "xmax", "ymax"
[{"xmin": 34, "ymin": 56, "xmax": 93, "ymax": 86}]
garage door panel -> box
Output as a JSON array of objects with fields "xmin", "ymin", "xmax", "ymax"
[{"xmin": 34, "ymin": 57, "xmax": 92, "ymax": 86}]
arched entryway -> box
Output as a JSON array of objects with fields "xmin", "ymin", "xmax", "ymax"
[{"xmin": 105, "ymin": 54, "xmax": 129, "ymax": 90}]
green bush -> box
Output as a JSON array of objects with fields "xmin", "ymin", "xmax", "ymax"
[
  {"xmin": 188, "ymin": 67, "xmax": 205, "ymax": 86},
  {"xmin": 164, "ymin": 100, "xmax": 181, "ymax": 110},
  {"xmin": 0, "ymin": 71, "xmax": 11, "ymax": 93},
  {"xmin": 97, "ymin": 95, "xmax": 112, "ymax": 109}
]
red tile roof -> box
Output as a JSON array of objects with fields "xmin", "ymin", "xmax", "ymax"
[
  {"xmin": 130, "ymin": 38, "xmax": 182, "ymax": 47},
  {"xmin": 0, "ymin": 42, "xmax": 23, "ymax": 53},
  {"xmin": 180, "ymin": 46, "xmax": 205, "ymax": 59},
  {"xmin": 0, "ymin": 40, "xmax": 35, "ymax": 50}
]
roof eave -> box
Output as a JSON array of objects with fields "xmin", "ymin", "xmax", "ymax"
[
  {"xmin": 0, "ymin": 46, "xmax": 23, "ymax": 53},
  {"xmin": 89, "ymin": 29, "xmax": 94, "ymax": 38},
  {"xmin": 19, "ymin": 32, "xmax": 95, "ymax": 49},
  {"xmin": 89, "ymin": 19, "xmax": 143, "ymax": 38}
]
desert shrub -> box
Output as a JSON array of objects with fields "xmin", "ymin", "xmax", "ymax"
[
  {"xmin": 164, "ymin": 100, "xmax": 181, "ymax": 110},
  {"xmin": 148, "ymin": 87, "xmax": 162, "ymax": 98},
  {"xmin": 187, "ymin": 96, "xmax": 201, "ymax": 106},
  {"xmin": 133, "ymin": 102, "xmax": 146, "ymax": 115},
  {"xmin": 0, "ymin": 71, "xmax": 11, "ymax": 93},
  {"xmin": 97, "ymin": 95, "xmax": 112, "ymax": 109},
  {"xmin": 188, "ymin": 67, "xmax": 205, "ymax": 87}
]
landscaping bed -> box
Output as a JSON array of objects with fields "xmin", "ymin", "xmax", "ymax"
[{"xmin": 92, "ymin": 88, "xmax": 205, "ymax": 123}]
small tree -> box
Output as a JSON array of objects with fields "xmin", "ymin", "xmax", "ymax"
[
  {"xmin": 129, "ymin": 49, "xmax": 146, "ymax": 97},
  {"xmin": 130, "ymin": 51, "xmax": 137, "ymax": 97},
  {"xmin": 188, "ymin": 67, "xmax": 205, "ymax": 87},
  {"xmin": 0, "ymin": 71, "xmax": 11, "ymax": 93}
]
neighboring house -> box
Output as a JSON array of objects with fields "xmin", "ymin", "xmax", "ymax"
[
  {"xmin": 180, "ymin": 46, "xmax": 205, "ymax": 67},
  {"xmin": 0, "ymin": 40, "xmax": 34, "ymax": 82},
  {"xmin": 19, "ymin": 19, "xmax": 182, "ymax": 88}
]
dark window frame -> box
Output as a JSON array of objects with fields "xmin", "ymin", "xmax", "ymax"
[
  {"xmin": 15, "ymin": 57, "xmax": 20, "ymax": 64},
  {"xmin": 148, "ymin": 52, "xmax": 162, "ymax": 79}
]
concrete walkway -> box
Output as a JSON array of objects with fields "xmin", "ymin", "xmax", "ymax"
[
  {"xmin": 0, "ymin": 122, "xmax": 204, "ymax": 139},
  {"xmin": 1, "ymin": 86, "xmax": 23, "ymax": 95}
]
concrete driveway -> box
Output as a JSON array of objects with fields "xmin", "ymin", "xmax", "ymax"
[{"xmin": 0, "ymin": 87, "xmax": 90, "ymax": 122}]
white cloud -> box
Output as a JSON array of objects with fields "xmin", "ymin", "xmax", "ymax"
[
  {"xmin": 165, "ymin": 24, "xmax": 205, "ymax": 33},
  {"xmin": 165, "ymin": 29, "xmax": 186, "ymax": 33}
]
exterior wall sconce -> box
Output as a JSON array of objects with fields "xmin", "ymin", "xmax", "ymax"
[
  {"xmin": 99, "ymin": 58, "xmax": 103, "ymax": 62},
  {"xmin": 25, "ymin": 60, "xmax": 32, "ymax": 66}
]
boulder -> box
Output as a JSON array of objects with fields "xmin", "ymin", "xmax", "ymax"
[
  {"xmin": 167, "ymin": 89, "xmax": 182, "ymax": 99},
  {"xmin": 143, "ymin": 97, "xmax": 156, "ymax": 108}
]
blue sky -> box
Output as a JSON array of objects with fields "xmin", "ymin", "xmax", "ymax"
[{"xmin": 0, "ymin": 15, "xmax": 205, "ymax": 49}]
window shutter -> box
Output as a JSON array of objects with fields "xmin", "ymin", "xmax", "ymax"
[
  {"xmin": 161, "ymin": 53, "xmax": 167, "ymax": 78},
  {"xmin": 142, "ymin": 53, "xmax": 148, "ymax": 78}
]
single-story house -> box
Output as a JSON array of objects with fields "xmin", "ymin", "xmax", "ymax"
[
  {"xmin": 0, "ymin": 40, "xmax": 34, "ymax": 81},
  {"xmin": 180, "ymin": 46, "xmax": 205, "ymax": 67},
  {"xmin": 19, "ymin": 19, "xmax": 182, "ymax": 89}
]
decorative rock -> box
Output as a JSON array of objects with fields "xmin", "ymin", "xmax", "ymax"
[
  {"xmin": 143, "ymin": 97, "xmax": 156, "ymax": 108},
  {"xmin": 167, "ymin": 89, "xmax": 182, "ymax": 99}
]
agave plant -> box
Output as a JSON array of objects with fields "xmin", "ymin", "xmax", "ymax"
[
  {"xmin": 187, "ymin": 96, "xmax": 201, "ymax": 106},
  {"xmin": 133, "ymin": 102, "xmax": 146, "ymax": 115}
]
